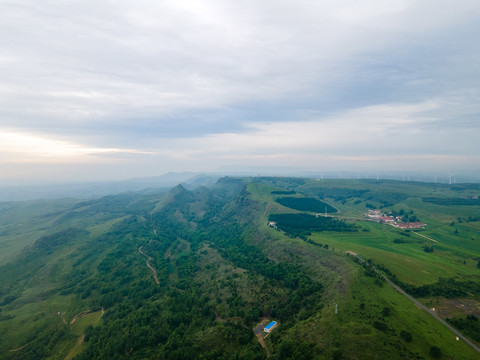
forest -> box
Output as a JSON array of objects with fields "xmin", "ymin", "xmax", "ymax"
[
  {"xmin": 269, "ymin": 213, "xmax": 357, "ymax": 238},
  {"xmin": 275, "ymin": 197, "xmax": 337, "ymax": 213},
  {"xmin": 422, "ymin": 197, "xmax": 480, "ymax": 206}
]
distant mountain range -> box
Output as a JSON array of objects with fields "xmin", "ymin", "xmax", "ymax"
[
  {"xmin": 1, "ymin": 168, "xmax": 479, "ymax": 202},
  {"xmin": 0, "ymin": 172, "xmax": 219, "ymax": 202}
]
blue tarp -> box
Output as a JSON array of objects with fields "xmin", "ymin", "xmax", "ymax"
[{"xmin": 264, "ymin": 321, "xmax": 277, "ymax": 330}]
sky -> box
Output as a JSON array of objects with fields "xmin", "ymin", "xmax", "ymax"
[{"xmin": 1, "ymin": 0, "xmax": 480, "ymax": 183}]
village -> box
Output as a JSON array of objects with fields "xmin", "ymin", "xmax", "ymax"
[{"xmin": 367, "ymin": 209, "xmax": 427, "ymax": 229}]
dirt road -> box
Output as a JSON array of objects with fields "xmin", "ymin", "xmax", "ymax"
[
  {"xmin": 64, "ymin": 335, "xmax": 85, "ymax": 360},
  {"xmin": 70, "ymin": 310, "xmax": 92, "ymax": 324},
  {"xmin": 264, "ymin": 203, "xmax": 272, "ymax": 217},
  {"xmin": 412, "ymin": 231, "xmax": 438, "ymax": 243},
  {"xmin": 139, "ymin": 246, "xmax": 160, "ymax": 284},
  {"xmin": 253, "ymin": 320, "xmax": 271, "ymax": 357},
  {"xmin": 9, "ymin": 343, "xmax": 29, "ymax": 352}
]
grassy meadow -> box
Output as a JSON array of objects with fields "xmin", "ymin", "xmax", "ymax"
[{"xmin": 253, "ymin": 178, "xmax": 480, "ymax": 286}]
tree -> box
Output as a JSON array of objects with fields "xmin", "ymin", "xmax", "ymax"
[
  {"xmin": 373, "ymin": 321, "xmax": 388, "ymax": 332},
  {"xmin": 423, "ymin": 245, "xmax": 434, "ymax": 253},
  {"xmin": 400, "ymin": 330, "xmax": 412, "ymax": 342},
  {"xmin": 333, "ymin": 349, "xmax": 343, "ymax": 360},
  {"xmin": 429, "ymin": 346, "xmax": 442, "ymax": 358}
]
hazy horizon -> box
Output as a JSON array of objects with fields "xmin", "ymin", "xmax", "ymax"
[{"xmin": 2, "ymin": 1, "xmax": 480, "ymax": 182}]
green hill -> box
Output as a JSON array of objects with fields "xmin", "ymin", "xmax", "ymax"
[{"xmin": 0, "ymin": 178, "xmax": 479, "ymax": 359}]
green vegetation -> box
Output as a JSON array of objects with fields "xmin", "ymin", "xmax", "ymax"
[
  {"xmin": 271, "ymin": 190, "xmax": 296, "ymax": 195},
  {"xmin": 447, "ymin": 315, "xmax": 480, "ymax": 342},
  {"xmin": 275, "ymin": 196, "xmax": 337, "ymax": 213},
  {"xmin": 423, "ymin": 245, "xmax": 434, "ymax": 253},
  {"xmin": 269, "ymin": 213, "xmax": 356, "ymax": 238},
  {"xmin": 315, "ymin": 187, "xmax": 370, "ymax": 201},
  {"xmin": 298, "ymin": 182, "xmax": 408, "ymax": 207},
  {"xmin": 423, "ymin": 197, "xmax": 480, "ymax": 206},
  {"xmin": 1, "ymin": 177, "xmax": 480, "ymax": 359},
  {"xmin": 403, "ymin": 278, "xmax": 480, "ymax": 299}
]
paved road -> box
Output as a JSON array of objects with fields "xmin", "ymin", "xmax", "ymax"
[
  {"xmin": 351, "ymin": 253, "xmax": 480, "ymax": 355},
  {"xmin": 382, "ymin": 275, "xmax": 480, "ymax": 354}
]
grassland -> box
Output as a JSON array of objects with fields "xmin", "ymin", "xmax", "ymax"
[
  {"xmin": 0, "ymin": 197, "xmax": 134, "ymax": 359},
  {"xmin": 0, "ymin": 199, "xmax": 82, "ymax": 264},
  {"xmin": 308, "ymin": 222, "xmax": 479, "ymax": 286},
  {"xmin": 260, "ymin": 178, "xmax": 480, "ymax": 286},
  {"xmin": 249, "ymin": 178, "xmax": 480, "ymax": 286},
  {"xmin": 250, "ymin": 178, "xmax": 480, "ymax": 356},
  {"xmin": 307, "ymin": 262, "xmax": 480, "ymax": 360}
]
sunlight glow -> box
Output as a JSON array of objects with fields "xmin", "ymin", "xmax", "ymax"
[{"xmin": 0, "ymin": 130, "xmax": 153, "ymax": 162}]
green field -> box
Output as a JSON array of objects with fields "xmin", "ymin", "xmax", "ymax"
[
  {"xmin": 308, "ymin": 222, "xmax": 479, "ymax": 286},
  {"xmin": 261, "ymin": 178, "xmax": 480, "ymax": 286},
  {"xmin": 310, "ymin": 264, "xmax": 480, "ymax": 360},
  {"xmin": 250, "ymin": 178, "xmax": 480, "ymax": 357}
]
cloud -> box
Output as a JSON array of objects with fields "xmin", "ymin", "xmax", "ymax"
[
  {"xmin": 2, "ymin": 0, "xmax": 468, "ymax": 127},
  {"xmin": 151, "ymin": 99, "xmax": 479, "ymax": 171},
  {"xmin": 1, "ymin": 1, "xmax": 479, "ymax": 179},
  {"xmin": 0, "ymin": 130, "xmax": 153, "ymax": 163}
]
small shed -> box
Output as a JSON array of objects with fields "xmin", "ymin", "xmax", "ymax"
[{"xmin": 264, "ymin": 321, "xmax": 278, "ymax": 333}]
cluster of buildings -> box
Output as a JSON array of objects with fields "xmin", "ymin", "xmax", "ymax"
[{"xmin": 367, "ymin": 210, "xmax": 426, "ymax": 229}]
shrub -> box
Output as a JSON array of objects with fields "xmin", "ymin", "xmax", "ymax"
[
  {"xmin": 400, "ymin": 330, "xmax": 412, "ymax": 342},
  {"xmin": 429, "ymin": 346, "xmax": 442, "ymax": 358},
  {"xmin": 373, "ymin": 321, "xmax": 388, "ymax": 332}
]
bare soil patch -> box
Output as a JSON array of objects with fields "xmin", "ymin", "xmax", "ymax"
[
  {"xmin": 434, "ymin": 298, "xmax": 480, "ymax": 318},
  {"xmin": 253, "ymin": 318, "xmax": 272, "ymax": 357}
]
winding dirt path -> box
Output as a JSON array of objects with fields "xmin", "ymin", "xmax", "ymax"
[
  {"xmin": 70, "ymin": 310, "xmax": 92, "ymax": 324},
  {"xmin": 10, "ymin": 308, "xmax": 104, "ymax": 355},
  {"xmin": 139, "ymin": 246, "xmax": 160, "ymax": 284}
]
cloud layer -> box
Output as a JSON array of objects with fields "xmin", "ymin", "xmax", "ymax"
[{"xmin": 1, "ymin": 0, "xmax": 479, "ymax": 180}]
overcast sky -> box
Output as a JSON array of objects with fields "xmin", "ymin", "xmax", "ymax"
[{"xmin": 1, "ymin": 0, "xmax": 479, "ymax": 183}]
